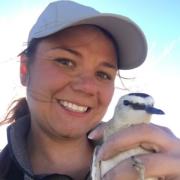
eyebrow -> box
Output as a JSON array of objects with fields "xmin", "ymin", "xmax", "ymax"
[
  {"xmin": 50, "ymin": 46, "xmax": 117, "ymax": 69},
  {"xmin": 50, "ymin": 46, "xmax": 81, "ymax": 57},
  {"xmin": 101, "ymin": 62, "xmax": 117, "ymax": 70}
]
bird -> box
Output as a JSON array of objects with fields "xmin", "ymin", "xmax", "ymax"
[{"xmin": 91, "ymin": 93, "xmax": 165, "ymax": 180}]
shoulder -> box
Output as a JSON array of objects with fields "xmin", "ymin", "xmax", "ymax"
[{"xmin": 0, "ymin": 145, "xmax": 12, "ymax": 178}]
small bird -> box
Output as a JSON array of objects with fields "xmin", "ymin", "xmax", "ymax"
[{"xmin": 91, "ymin": 93, "xmax": 164, "ymax": 180}]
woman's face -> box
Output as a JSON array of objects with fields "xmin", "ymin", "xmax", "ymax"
[{"xmin": 24, "ymin": 25, "xmax": 117, "ymax": 138}]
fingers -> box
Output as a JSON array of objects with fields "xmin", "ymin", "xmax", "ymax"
[
  {"xmin": 88, "ymin": 122, "xmax": 107, "ymax": 140},
  {"xmin": 102, "ymin": 157, "xmax": 139, "ymax": 180},
  {"xmin": 138, "ymin": 153, "xmax": 180, "ymax": 177},
  {"xmin": 97, "ymin": 123, "xmax": 180, "ymax": 160},
  {"xmin": 102, "ymin": 153, "xmax": 180, "ymax": 180},
  {"xmin": 91, "ymin": 123, "xmax": 180, "ymax": 179}
]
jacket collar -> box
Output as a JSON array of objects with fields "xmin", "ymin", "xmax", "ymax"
[
  {"xmin": 7, "ymin": 115, "xmax": 33, "ymax": 178},
  {"xmin": 7, "ymin": 116, "xmax": 91, "ymax": 180}
]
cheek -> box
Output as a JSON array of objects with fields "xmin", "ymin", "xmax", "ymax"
[
  {"xmin": 27, "ymin": 63, "xmax": 70, "ymax": 97},
  {"xmin": 99, "ymin": 85, "xmax": 115, "ymax": 113},
  {"xmin": 91, "ymin": 86, "xmax": 114, "ymax": 128},
  {"xmin": 104, "ymin": 85, "xmax": 114, "ymax": 103}
]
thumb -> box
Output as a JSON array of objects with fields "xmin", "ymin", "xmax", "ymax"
[{"xmin": 88, "ymin": 122, "xmax": 107, "ymax": 141}]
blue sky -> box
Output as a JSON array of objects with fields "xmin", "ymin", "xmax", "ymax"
[
  {"xmin": 1, "ymin": 0, "xmax": 179, "ymax": 65},
  {"xmin": 1, "ymin": 0, "xmax": 180, "ymax": 39},
  {"xmin": 0, "ymin": 0, "xmax": 179, "ymax": 148}
]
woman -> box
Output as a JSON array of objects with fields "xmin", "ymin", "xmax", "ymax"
[{"xmin": 1, "ymin": 1, "xmax": 180, "ymax": 180}]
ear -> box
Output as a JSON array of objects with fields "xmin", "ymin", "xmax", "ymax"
[{"xmin": 20, "ymin": 54, "xmax": 29, "ymax": 86}]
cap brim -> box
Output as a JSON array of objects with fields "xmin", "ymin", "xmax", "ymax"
[{"xmin": 74, "ymin": 14, "xmax": 147, "ymax": 70}]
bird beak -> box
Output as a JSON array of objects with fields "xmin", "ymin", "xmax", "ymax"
[{"xmin": 145, "ymin": 106, "xmax": 165, "ymax": 115}]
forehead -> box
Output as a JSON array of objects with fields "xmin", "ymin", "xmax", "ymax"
[
  {"xmin": 34, "ymin": 25, "xmax": 118, "ymax": 69},
  {"xmin": 43, "ymin": 25, "xmax": 116, "ymax": 50}
]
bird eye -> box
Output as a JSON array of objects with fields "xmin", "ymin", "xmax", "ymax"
[
  {"xmin": 123, "ymin": 100, "xmax": 130, "ymax": 106},
  {"xmin": 133, "ymin": 103, "xmax": 146, "ymax": 110}
]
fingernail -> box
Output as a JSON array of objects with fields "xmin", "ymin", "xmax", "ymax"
[{"xmin": 88, "ymin": 131, "xmax": 97, "ymax": 140}]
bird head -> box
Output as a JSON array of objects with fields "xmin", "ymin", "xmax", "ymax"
[
  {"xmin": 116, "ymin": 93, "xmax": 165, "ymax": 114},
  {"xmin": 114, "ymin": 93, "xmax": 165, "ymax": 121}
]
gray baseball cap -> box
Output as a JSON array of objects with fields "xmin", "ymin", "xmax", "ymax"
[{"xmin": 28, "ymin": 0, "xmax": 147, "ymax": 70}]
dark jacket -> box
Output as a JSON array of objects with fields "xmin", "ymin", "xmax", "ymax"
[{"xmin": 0, "ymin": 116, "xmax": 91, "ymax": 180}]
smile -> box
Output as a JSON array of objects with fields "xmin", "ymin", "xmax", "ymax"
[{"xmin": 58, "ymin": 100, "xmax": 88, "ymax": 113}]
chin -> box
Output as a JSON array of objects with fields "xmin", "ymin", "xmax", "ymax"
[{"xmin": 49, "ymin": 126, "xmax": 88, "ymax": 140}]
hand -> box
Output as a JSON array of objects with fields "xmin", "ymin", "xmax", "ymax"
[{"xmin": 88, "ymin": 122, "xmax": 180, "ymax": 180}]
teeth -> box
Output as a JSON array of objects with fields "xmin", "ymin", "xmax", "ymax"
[{"xmin": 59, "ymin": 100, "xmax": 88, "ymax": 112}]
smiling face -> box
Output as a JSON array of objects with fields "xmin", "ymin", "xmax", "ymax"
[{"xmin": 22, "ymin": 25, "xmax": 118, "ymax": 139}]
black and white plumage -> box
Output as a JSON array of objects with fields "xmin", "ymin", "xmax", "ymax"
[{"xmin": 91, "ymin": 93, "xmax": 164, "ymax": 180}]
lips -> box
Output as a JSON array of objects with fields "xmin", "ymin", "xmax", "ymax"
[{"xmin": 57, "ymin": 100, "xmax": 89, "ymax": 113}]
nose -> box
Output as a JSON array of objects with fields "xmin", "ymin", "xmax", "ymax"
[{"xmin": 71, "ymin": 73, "xmax": 98, "ymax": 96}]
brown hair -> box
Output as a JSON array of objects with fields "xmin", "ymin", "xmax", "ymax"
[
  {"xmin": 1, "ymin": 98, "xmax": 29, "ymax": 125},
  {"xmin": 1, "ymin": 39, "xmax": 41, "ymax": 125}
]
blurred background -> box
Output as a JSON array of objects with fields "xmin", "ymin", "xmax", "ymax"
[{"xmin": 0, "ymin": 0, "xmax": 180, "ymax": 149}]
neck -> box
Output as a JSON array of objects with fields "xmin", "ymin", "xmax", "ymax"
[{"xmin": 27, "ymin": 127, "xmax": 93, "ymax": 180}]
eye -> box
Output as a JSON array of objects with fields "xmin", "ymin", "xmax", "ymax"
[
  {"xmin": 54, "ymin": 58, "xmax": 75, "ymax": 67},
  {"xmin": 123, "ymin": 100, "xmax": 130, "ymax": 106},
  {"xmin": 133, "ymin": 103, "xmax": 146, "ymax": 110},
  {"xmin": 96, "ymin": 71, "xmax": 112, "ymax": 80}
]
